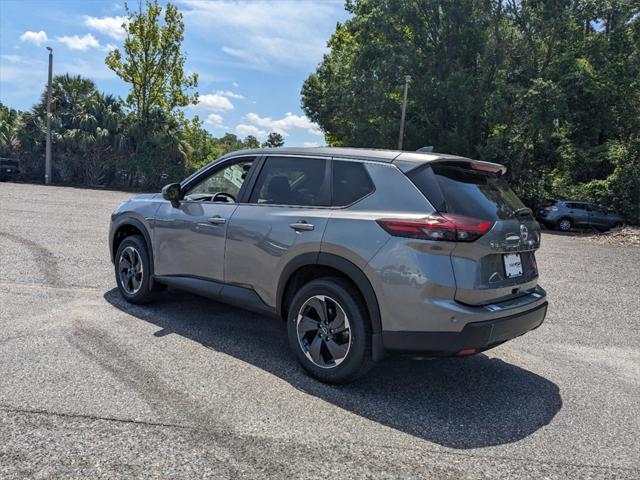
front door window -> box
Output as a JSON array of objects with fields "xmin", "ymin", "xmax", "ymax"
[{"xmin": 184, "ymin": 160, "xmax": 253, "ymax": 203}]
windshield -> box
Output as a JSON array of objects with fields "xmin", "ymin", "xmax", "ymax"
[{"xmin": 408, "ymin": 163, "xmax": 526, "ymax": 220}]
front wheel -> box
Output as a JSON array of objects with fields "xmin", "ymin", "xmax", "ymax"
[
  {"xmin": 287, "ymin": 278, "xmax": 374, "ymax": 384},
  {"xmin": 114, "ymin": 235, "xmax": 158, "ymax": 304}
]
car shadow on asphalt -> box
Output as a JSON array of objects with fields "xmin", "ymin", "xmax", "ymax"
[{"xmin": 104, "ymin": 288, "xmax": 562, "ymax": 450}]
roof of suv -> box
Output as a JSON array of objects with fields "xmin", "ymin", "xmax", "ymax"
[{"xmin": 223, "ymin": 147, "xmax": 506, "ymax": 173}]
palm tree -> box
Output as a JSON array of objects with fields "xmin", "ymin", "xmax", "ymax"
[{"xmin": 0, "ymin": 103, "xmax": 21, "ymax": 158}]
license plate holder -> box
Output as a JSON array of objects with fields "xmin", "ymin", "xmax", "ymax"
[{"xmin": 503, "ymin": 253, "xmax": 523, "ymax": 278}]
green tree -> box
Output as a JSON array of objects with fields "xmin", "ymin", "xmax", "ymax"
[
  {"xmin": 262, "ymin": 132, "xmax": 285, "ymax": 148},
  {"xmin": 15, "ymin": 74, "xmax": 127, "ymax": 185},
  {"xmin": 302, "ymin": 0, "xmax": 640, "ymax": 223},
  {"xmin": 181, "ymin": 116, "xmax": 224, "ymax": 172},
  {"xmin": 243, "ymin": 135, "xmax": 260, "ymax": 149},
  {"xmin": 106, "ymin": 0, "xmax": 198, "ymax": 122},
  {"xmin": 0, "ymin": 102, "xmax": 22, "ymax": 158}
]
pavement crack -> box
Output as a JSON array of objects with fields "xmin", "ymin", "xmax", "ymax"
[
  {"xmin": 0, "ymin": 282, "xmax": 102, "ymax": 293},
  {"xmin": 0, "ymin": 404, "xmax": 191, "ymax": 430}
]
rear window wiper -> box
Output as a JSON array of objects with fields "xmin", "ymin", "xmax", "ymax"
[{"xmin": 513, "ymin": 207, "xmax": 533, "ymax": 218}]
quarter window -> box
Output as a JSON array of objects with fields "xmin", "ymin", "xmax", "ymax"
[
  {"xmin": 332, "ymin": 160, "xmax": 374, "ymax": 206},
  {"xmin": 250, "ymin": 156, "xmax": 329, "ymax": 206}
]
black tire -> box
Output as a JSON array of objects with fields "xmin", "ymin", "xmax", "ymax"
[
  {"xmin": 114, "ymin": 235, "xmax": 159, "ymax": 304},
  {"xmin": 287, "ymin": 277, "xmax": 374, "ymax": 384},
  {"xmin": 557, "ymin": 217, "xmax": 573, "ymax": 232}
]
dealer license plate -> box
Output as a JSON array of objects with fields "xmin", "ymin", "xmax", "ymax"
[{"xmin": 503, "ymin": 253, "xmax": 523, "ymax": 278}]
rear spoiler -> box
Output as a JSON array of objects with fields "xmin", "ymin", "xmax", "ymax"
[
  {"xmin": 393, "ymin": 152, "xmax": 507, "ymax": 175},
  {"xmin": 465, "ymin": 160, "xmax": 506, "ymax": 175}
]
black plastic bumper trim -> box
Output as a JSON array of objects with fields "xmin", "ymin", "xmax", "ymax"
[{"xmin": 382, "ymin": 302, "xmax": 548, "ymax": 355}]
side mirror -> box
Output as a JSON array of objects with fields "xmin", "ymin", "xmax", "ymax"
[{"xmin": 162, "ymin": 182, "xmax": 181, "ymax": 207}]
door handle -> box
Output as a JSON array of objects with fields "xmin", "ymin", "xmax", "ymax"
[
  {"xmin": 208, "ymin": 215, "xmax": 226, "ymax": 225},
  {"xmin": 290, "ymin": 221, "xmax": 314, "ymax": 231}
]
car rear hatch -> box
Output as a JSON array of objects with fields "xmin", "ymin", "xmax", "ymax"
[
  {"xmin": 537, "ymin": 200, "xmax": 559, "ymax": 219},
  {"xmin": 406, "ymin": 160, "xmax": 541, "ymax": 306}
]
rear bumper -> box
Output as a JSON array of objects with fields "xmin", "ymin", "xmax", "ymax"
[
  {"xmin": 382, "ymin": 301, "xmax": 547, "ymax": 355},
  {"xmin": 0, "ymin": 168, "xmax": 19, "ymax": 178}
]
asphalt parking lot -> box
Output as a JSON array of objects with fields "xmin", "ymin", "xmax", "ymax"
[{"xmin": 1, "ymin": 182, "xmax": 638, "ymax": 479}]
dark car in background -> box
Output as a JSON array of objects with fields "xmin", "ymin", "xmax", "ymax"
[
  {"xmin": 0, "ymin": 158, "xmax": 20, "ymax": 181},
  {"xmin": 537, "ymin": 200, "xmax": 625, "ymax": 232}
]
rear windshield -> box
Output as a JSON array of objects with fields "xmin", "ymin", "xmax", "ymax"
[{"xmin": 408, "ymin": 163, "xmax": 526, "ymax": 220}]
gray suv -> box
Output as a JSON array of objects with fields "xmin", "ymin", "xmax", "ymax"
[
  {"xmin": 537, "ymin": 200, "xmax": 625, "ymax": 232},
  {"xmin": 109, "ymin": 148, "xmax": 547, "ymax": 383}
]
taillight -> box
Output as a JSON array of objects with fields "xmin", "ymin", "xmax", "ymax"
[{"xmin": 376, "ymin": 213, "xmax": 493, "ymax": 242}]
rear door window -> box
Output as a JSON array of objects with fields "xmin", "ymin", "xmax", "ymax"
[
  {"xmin": 407, "ymin": 163, "xmax": 526, "ymax": 220},
  {"xmin": 332, "ymin": 160, "xmax": 374, "ymax": 206},
  {"xmin": 250, "ymin": 156, "xmax": 330, "ymax": 206}
]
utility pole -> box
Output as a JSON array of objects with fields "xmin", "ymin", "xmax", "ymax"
[
  {"xmin": 397, "ymin": 75, "xmax": 411, "ymax": 150},
  {"xmin": 45, "ymin": 47, "xmax": 53, "ymax": 185}
]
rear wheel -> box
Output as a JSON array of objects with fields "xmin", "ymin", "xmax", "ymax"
[
  {"xmin": 557, "ymin": 217, "xmax": 573, "ymax": 232},
  {"xmin": 287, "ymin": 278, "xmax": 374, "ymax": 384},
  {"xmin": 114, "ymin": 235, "xmax": 159, "ymax": 304}
]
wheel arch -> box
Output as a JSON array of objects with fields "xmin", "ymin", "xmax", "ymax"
[
  {"xmin": 110, "ymin": 216, "xmax": 155, "ymax": 277},
  {"xmin": 276, "ymin": 252, "xmax": 382, "ymax": 335}
]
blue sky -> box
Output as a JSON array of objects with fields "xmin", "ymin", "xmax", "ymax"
[{"xmin": 0, "ymin": 0, "xmax": 350, "ymax": 147}]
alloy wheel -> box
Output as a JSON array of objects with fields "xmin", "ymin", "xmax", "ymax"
[
  {"xmin": 559, "ymin": 219, "xmax": 572, "ymax": 231},
  {"xmin": 296, "ymin": 295, "xmax": 351, "ymax": 368},
  {"xmin": 118, "ymin": 246, "xmax": 143, "ymax": 294}
]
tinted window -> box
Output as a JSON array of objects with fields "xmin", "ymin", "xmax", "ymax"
[
  {"xmin": 408, "ymin": 163, "xmax": 526, "ymax": 220},
  {"xmin": 567, "ymin": 203, "xmax": 586, "ymax": 210},
  {"xmin": 250, "ymin": 156, "xmax": 329, "ymax": 206},
  {"xmin": 332, "ymin": 161, "xmax": 374, "ymax": 206}
]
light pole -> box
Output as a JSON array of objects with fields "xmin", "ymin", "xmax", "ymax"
[
  {"xmin": 397, "ymin": 75, "xmax": 411, "ymax": 150},
  {"xmin": 45, "ymin": 47, "xmax": 53, "ymax": 185}
]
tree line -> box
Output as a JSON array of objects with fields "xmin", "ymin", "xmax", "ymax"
[
  {"xmin": 1, "ymin": 0, "xmax": 639, "ymax": 223},
  {"xmin": 302, "ymin": 0, "xmax": 640, "ymax": 223},
  {"xmin": 0, "ymin": 0, "xmax": 284, "ymax": 190}
]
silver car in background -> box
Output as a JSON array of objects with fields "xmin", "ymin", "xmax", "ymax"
[
  {"xmin": 537, "ymin": 200, "xmax": 625, "ymax": 232},
  {"xmin": 109, "ymin": 147, "xmax": 547, "ymax": 383}
]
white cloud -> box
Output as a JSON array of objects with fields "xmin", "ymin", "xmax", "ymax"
[
  {"xmin": 104, "ymin": 43, "xmax": 117, "ymax": 52},
  {"xmin": 221, "ymin": 46, "xmax": 270, "ymax": 70},
  {"xmin": 216, "ymin": 90, "xmax": 244, "ymax": 99},
  {"xmin": 303, "ymin": 142, "xmax": 320, "ymax": 148},
  {"xmin": 231, "ymin": 82, "xmax": 239, "ymax": 88},
  {"xmin": 0, "ymin": 55, "xmax": 47, "ymax": 89},
  {"xmin": 180, "ymin": 0, "xmax": 342, "ymax": 69},
  {"xmin": 57, "ymin": 33, "xmax": 100, "ymax": 51},
  {"xmin": 20, "ymin": 30, "xmax": 48, "ymax": 46},
  {"xmin": 1, "ymin": 54, "xmax": 23, "ymax": 63},
  {"xmin": 205, "ymin": 113, "xmax": 226, "ymax": 129},
  {"xmin": 83, "ymin": 16, "xmax": 127, "ymax": 40},
  {"xmin": 235, "ymin": 124, "xmax": 267, "ymax": 139},
  {"xmin": 244, "ymin": 112, "xmax": 320, "ymax": 137},
  {"xmin": 197, "ymin": 93, "xmax": 234, "ymax": 111}
]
